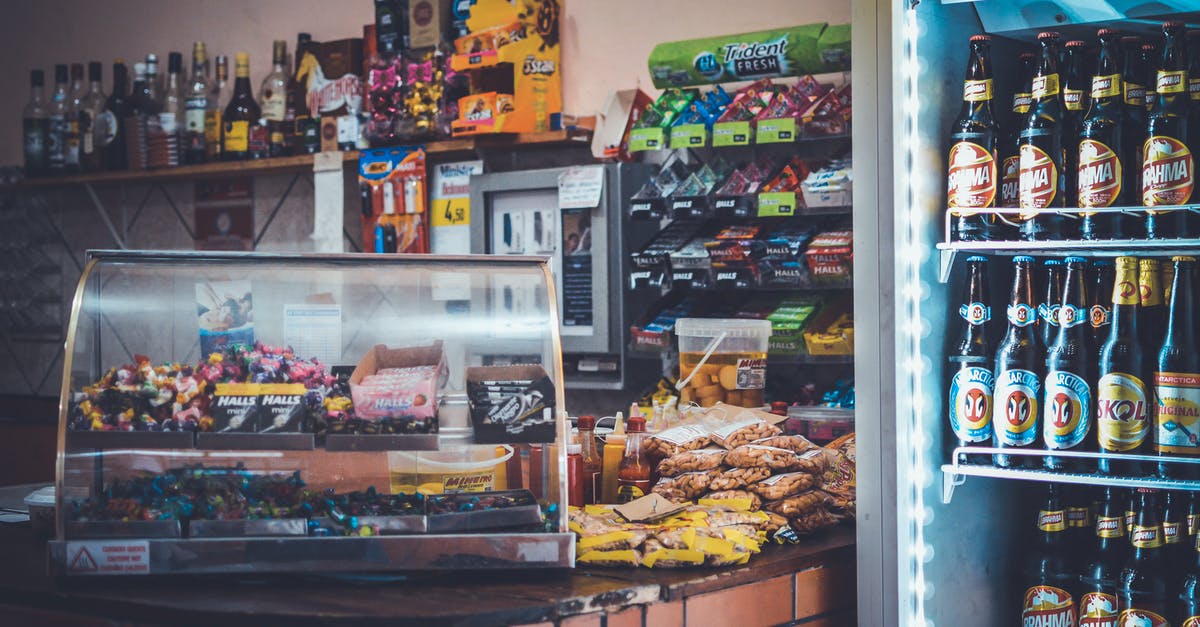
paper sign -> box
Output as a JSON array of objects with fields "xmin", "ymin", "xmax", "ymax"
[
  {"xmin": 756, "ymin": 118, "xmax": 797, "ymax": 144},
  {"xmin": 283, "ymin": 304, "xmax": 341, "ymax": 365},
  {"xmin": 66, "ymin": 540, "xmax": 151, "ymax": 575},
  {"xmin": 669, "ymin": 124, "xmax": 707, "ymax": 149},
  {"xmin": 557, "ymin": 165, "xmax": 606, "ymax": 209},
  {"xmin": 614, "ymin": 493, "xmax": 688, "ymax": 523},
  {"xmin": 712, "ymin": 121, "xmax": 752, "ymax": 146},
  {"xmin": 430, "ymin": 160, "xmax": 482, "ymax": 255},
  {"xmin": 194, "ymin": 178, "xmax": 255, "ymax": 251}
]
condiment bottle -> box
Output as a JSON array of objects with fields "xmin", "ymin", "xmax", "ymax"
[
  {"xmin": 567, "ymin": 444, "xmax": 584, "ymax": 507},
  {"xmin": 600, "ymin": 412, "xmax": 626, "ymax": 504},
  {"xmin": 577, "ymin": 415, "xmax": 603, "ymax": 505},
  {"xmin": 616, "ymin": 416, "xmax": 651, "ymax": 503}
]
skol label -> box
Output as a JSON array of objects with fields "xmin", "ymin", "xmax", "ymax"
[
  {"xmin": 995, "ymin": 369, "xmax": 1040, "ymax": 447},
  {"xmin": 1020, "ymin": 144, "xmax": 1059, "ymax": 210},
  {"xmin": 1117, "ymin": 609, "xmax": 1168, "ymax": 627},
  {"xmin": 1078, "ymin": 139, "xmax": 1122, "ymax": 208},
  {"xmin": 947, "ymin": 142, "xmax": 998, "ymax": 209},
  {"xmin": 1023, "ymin": 585, "xmax": 1075, "ymax": 627},
  {"xmin": 1096, "ymin": 372, "xmax": 1149, "ymax": 452},
  {"xmin": 949, "ymin": 366, "xmax": 994, "ymax": 443},
  {"xmin": 1044, "ymin": 370, "xmax": 1092, "ymax": 450},
  {"xmin": 1155, "ymin": 371, "xmax": 1200, "ymax": 454},
  {"xmin": 1078, "ymin": 591, "xmax": 1117, "ymax": 626},
  {"xmin": 1143, "ymin": 135, "xmax": 1194, "ymax": 206}
]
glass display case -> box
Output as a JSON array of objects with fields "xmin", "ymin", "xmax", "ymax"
[{"xmin": 48, "ymin": 250, "xmax": 572, "ymax": 575}]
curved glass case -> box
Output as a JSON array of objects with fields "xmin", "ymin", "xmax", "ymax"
[{"xmin": 49, "ymin": 250, "xmax": 571, "ymax": 575}]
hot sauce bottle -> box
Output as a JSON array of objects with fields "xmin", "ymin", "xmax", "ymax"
[{"xmin": 616, "ymin": 415, "xmax": 651, "ymax": 504}]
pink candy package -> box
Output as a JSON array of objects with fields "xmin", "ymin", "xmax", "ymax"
[{"xmin": 348, "ymin": 343, "xmax": 447, "ymax": 422}]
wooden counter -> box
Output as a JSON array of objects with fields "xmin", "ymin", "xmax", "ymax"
[{"xmin": 0, "ymin": 523, "xmax": 855, "ymax": 626}]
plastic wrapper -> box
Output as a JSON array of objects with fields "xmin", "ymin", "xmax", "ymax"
[
  {"xmin": 645, "ymin": 423, "xmax": 712, "ymax": 458},
  {"xmin": 700, "ymin": 490, "xmax": 763, "ymax": 512},
  {"xmin": 762, "ymin": 511, "xmax": 790, "ymax": 534},
  {"xmin": 657, "ymin": 447, "xmax": 727, "ymax": 477},
  {"xmin": 653, "ymin": 470, "xmax": 722, "ymax": 502},
  {"xmin": 748, "ymin": 471, "xmax": 816, "ymax": 501},
  {"xmin": 578, "ymin": 549, "xmax": 642, "ymax": 568},
  {"xmin": 724, "ymin": 444, "xmax": 815, "ymax": 471},
  {"xmin": 642, "ymin": 544, "xmax": 706, "ymax": 568},
  {"xmin": 576, "ymin": 528, "xmax": 651, "ymax": 553},
  {"xmin": 750, "ymin": 434, "xmax": 818, "ymax": 454},
  {"xmin": 764, "ymin": 490, "xmax": 834, "ymax": 519},
  {"xmin": 710, "ymin": 418, "xmax": 782, "ymax": 450},
  {"xmin": 790, "ymin": 507, "xmax": 840, "ymax": 534},
  {"xmin": 821, "ymin": 433, "xmax": 857, "ymax": 517},
  {"xmin": 705, "ymin": 509, "xmax": 771, "ymax": 529},
  {"xmin": 708, "ymin": 466, "xmax": 772, "ymax": 491}
]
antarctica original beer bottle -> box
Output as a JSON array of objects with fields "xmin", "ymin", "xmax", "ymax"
[
  {"xmin": 948, "ymin": 256, "xmax": 994, "ymax": 463},
  {"xmin": 992, "ymin": 255, "xmax": 1043, "ymax": 469},
  {"xmin": 1044, "ymin": 257, "xmax": 1094, "ymax": 472}
]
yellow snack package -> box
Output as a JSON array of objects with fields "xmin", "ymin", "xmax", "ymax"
[{"xmin": 578, "ymin": 549, "xmax": 642, "ymax": 567}]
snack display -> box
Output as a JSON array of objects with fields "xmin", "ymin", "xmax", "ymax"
[
  {"xmin": 747, "ymin": 471, "xmax": 816, "ymax": 500},
  {"xmin": 652, "ymin": 470, "xmax": 723, "ymax": 501},
  {"xmin": 644, "ymin": 423, "xmax": 712, "ymax": 457},
  {"xmin": 467, "ymin": 365, "xmax": 558, "ymax": 443},
  {"xmin": 707, "ymin": 466, "xmax": 773, "ymax": 491},
  {"xmin": 710, "ymin": 417, "xmax": 782, "ymax": 449},
  {"xmin": 724, "ymin": 444, "xmax": 814, "ymax": 471},
  {"xmin": 763, "ymin": 490, "xmax": 833, "ymax": 518},
  {"xmin": 656, "ymin": 446, "xmax": 727, "ymax": 477}
]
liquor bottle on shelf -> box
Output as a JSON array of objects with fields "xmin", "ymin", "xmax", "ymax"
[
  {"xmin": 1062, "ymin": 39, "xmax": 1088, "ymax": 210},
  {"xmin": 946, "ymin": 34, "xmax": 1000, "ymax": 241},
  {"xmin": 103, "ymin": 60, "xmax": 128, "ymax": 170},
  {"xmin": 79, "ymin": 62, "xmax": 107, "ymax": 172},
  {"xmin": 1077, "ymin": 486, "xmax": 1125, "ymax": 625},
  {"xmin": 992, "ymin": 255, "xmax": 1042, "ymax": 469},
  {"xmin": 1118, "ymin": 489, "xmax": 1172, "ymax": 624},
  {"xmin": 1079, "ymin": 29, "xmax": 1129, "ymax": 240},
  {"xmin": 261, "ymin": 40, "xmax": 288, "ymax": 158},
  {"xmin": 1020, "ymin": 484, "xmax": 1077, "ymax": 626},
  {"xmin": 47, "ymin": 64, "xmax": 69, "ymax": 173},
  {"xmin": 1001, "ymin": 52, "xmax": 1037, "ymax": 211},
  {"xmin": 64, "ymin": 63, "xmax": 84, "ymax": 173},
  {"xmin": 1144, "ymin": 21, "xmax": 1195, "ymax": 238},
  {"xmin": 1140, "ymin": 258, "xmax": 1167, "ymax": 364},
  {"xmin": 948, "ymin": 256, "xmax": 994, "ymax": 463},
  {"xmin": 184, "ymin": 42, "xmax": 209, "ymax": 164},
  {"xmin": 1121, "ymin": 35, "xmax": 1148, "ymax": 219},
  {"xmin": 1097, "ymin": 256, "xmax": 1150, "ymax": 477},
  {"xmin": 205, "ymin": 55, "xmax": 227, "ymax": 161},
  {"xmin": 1039, "ymin": 259, "xmax": 1064, "ymax": 354},
  {"xmin": 1019, "ymin": 32, "xmax": 1067, "ymax": 240},
  {"xmin": 289, "ymin": 33, "xmax": 317, "ymax": 155},
  {"xmin": 222, "ymin": 52, "xmax": 261, "ymax": 161},
  {"xmin": 1043, "ymin": 256, "xmax": 1093, "ymax": 472},
  {"xmin": 1155, "ymin": 256, "xmax": 1200, "ymax": 480},
  {"xmin": 22, "ymin": 69, "xmax": 48, "ymax": 176},
  {"xmin": 148, "ymin": 51, "xmax": 183, "ymax": 169}
]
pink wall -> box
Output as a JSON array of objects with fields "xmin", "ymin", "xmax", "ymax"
[{"xmin": 0, "ymin": 0, "xmax": 849, "ymax": 166}]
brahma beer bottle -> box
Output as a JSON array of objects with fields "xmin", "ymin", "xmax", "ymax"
[
  {"xmin": 1080, "ymin": 29, "xmax": 1130, "ymax": 239},
  {"xmin": 1188, "ymin": 30, "xmax": 1200, "ymax": 174},
  {"xmin": 1066, "ymin": 487, "xmax": 1094, "ymax": 570},
  {"xmin": 1020, "ymin": 32, "xmax": 1068, "ymax": 240},
  {"xmin": 1078, "ymin": 487, "xmax": 1126, "ymax": 626},
  {"xmin": 1063, "ymin": 40, "xmax": 1089, "ymax": 210},
  {"xmin": 947, "ymin": 256, "xmax": 993, "ymax": 463},
  {"xmin": 1041, "ymin": 259, "xmax": 1066, "ymax": 354},
  {"xmin": 1002, "ymin": 52, "xmax": 1038, "ymax": 210},
  {"xmin": 1164, "ymin": 491, "xmax": 1189, "ymax": 588},
  {"xmin": 1022, "ymin": 484, "xmax": 1078, "ymax": 626},
  {"xmin": 1155, "ymin": 256, "xmax": 1200, "ymax": 480},
  {"xmin": 1122, "ymin": 35, "xmax": 1149, "ymax": 217},
  {"xmin": 1118, "ymin": 489, "xmax": 1171, "ymax": 625},
  {"xmin": 1144, "ymin": 43, "xmax": 1161, "ymax": 113},
  {"xmin": 947, "ymin": 35, "xmax": 1001, "ymax": 241},
  {"xmin": 1097, "ymin": 257, "xmax": 1150, "ymax": 477},
  {"xmin": 1144, "ymin": 22, "xmax": 1196, "ymax": 239},
  {"xmin": 992, "ymin": 256, "xmax": 1043, "ymax": 469},
  {"xmin": 1044, "ymin": 257, "xmax": 1094, "ymax": 472}
]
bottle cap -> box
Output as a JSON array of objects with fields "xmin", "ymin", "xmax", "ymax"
[
  {"xmin": 1037, "ymin": 31, "xmax": 1061, "ymax": 41},
  {"xmin": 1013, "ymin": 255, "xmax": 1034, "ymax": 263},
  {"xmin": 1065, "ymin": 40, "xmax": 1086, "ymax": 49},
  {"xmin": 626, "ymin": 416, "xmax": 646, "ymax": 433},
  {"xmin": 629, "ymin": 402, "xmax": 643, "ymax": 419},
  {"xmin": 969, "ymin": 34, "xmax": 991, "ymax": 42},
  {"xmin": 1044, "ymin": 259, "xmax": 1062, "ymax": 266},
  {"xmin": 577, "ymin": 415, "xmax": 596, "ymax": 430},
  {"xmin": 1064, "ymin": 256, "xmax": 1087, "ymax": 264},
  {"xmin": 1164, "ymin": 20, "xmax": 1185, "ymax": 30},
  {"xmin": 966, "ymin": 255, "xmax": 988, "ymax": 263},
  {"xmin": 87, "ymin": 61, "xmax": 101, "ymax": 82},
  {"xmin": 30, "ymin": 69, "xmax": 43, "ymax": 87},
  {"xmin": 1097, "ymin": 28, "xmax": 1120, "ymax": 38}
]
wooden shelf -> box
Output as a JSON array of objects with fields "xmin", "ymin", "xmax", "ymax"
[{"xmin": 11, "ymin": 129, "xmax": 591, "ymax": 189}]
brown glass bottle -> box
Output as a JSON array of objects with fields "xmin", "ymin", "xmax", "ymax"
[
  {"xmin": 1040, "ymin": 259, "xmax": 1065, "ymax": 355},
  {"xmin": 1144, "ymin": 22, "xmax": 1196, "ymax": 238},
  {"xmin": 992, "ymin": 256, "xmax": 1042, "ymax": 468},
  {"xmin": 1155, "ymin": 256, "xmax": 1200, "ymax": 480},
  {"xmin": 1118, "ymin": 489, "xmax": 1172, "ymax": 624},
  {"xmin": 1077, "ymin": 486, "xmax": 1126, "ymax": 625},
  {"xmin": 1002, "ymin": 52, "xmax": 1037, "ymax": 210},
  {"xmin": 1096, "ymin": 256, "xmax": 1150, "ymax": 476},
  {"xmin": 1063, "ymin": 39, "xmax": 1088, "ymax": 210},
  {"xmin": 947, "ymin": 35, "xmax": 1001, "ymax": 241},
  {"xmin": 1140, "ymin": 258, "xmax": 1167, "ymax": 365},
  {"xmin": 1021, "ymin": 484, "xmax": 1078, "ymax": 625},
  {"xmin": 1080, "ymin": 29, "xmax": 1131, "ymax": 239},
  {"xmin": 1019, "ymin": 32, "xmax": 1068, "ymax": 240},
  {"xmin": 1043, "ymin": 257, "xmax": 1094, "ymax": 472},
  {"xmin": 221, "ymin": 52, "xmax": 260, "ymax": 161},
  {"xmin": 948, "ymin": 256, "xmax": 993, "ymax": 463}
]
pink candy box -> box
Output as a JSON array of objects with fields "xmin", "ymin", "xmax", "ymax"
[{"xmin": 349, "ymin": 343, "xmax": 447, "ymax": 422}]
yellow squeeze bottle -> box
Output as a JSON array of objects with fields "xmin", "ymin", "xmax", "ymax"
[{"xmin": 600, "ymin": 412, "xmax": 626, "ymax": 504}]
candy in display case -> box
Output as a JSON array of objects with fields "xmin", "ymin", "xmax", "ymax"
[{"xmin": 49, "ymin": 250, "xmax": 573, "ymax": 575}]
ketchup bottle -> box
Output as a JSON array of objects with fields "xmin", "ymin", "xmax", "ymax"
[{"xmin": 616, "ymin": 415, "xmax": 651, "ymax": 503}]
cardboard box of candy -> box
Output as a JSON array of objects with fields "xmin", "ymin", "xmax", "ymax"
[
  {"xmin": 349, "ymin": 343, "xmax": 447, "ymax": 430},
  {"xmin": 466, "ymin": 365, "xmax": 557, "ymax": 443}
]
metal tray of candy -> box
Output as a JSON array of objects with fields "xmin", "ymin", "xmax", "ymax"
[
  {"xmin": 66, "ymin": 520, "xmax": 182, "ymax": 539},
  {"xmin": 194, "ymin": 432, "xmax": 315, "ymax": 450},
  {"xmin": 187, "ymin": 518, "xmax": 309, "ymax": 538},
  {"xmin": 310, "ymin": 514, "xmax": 428, "ymax": 535},
  {"xmin": 66, "ymin": 430, "xmax": 196, "ymax": 452},
  {"xmin": 47, "ymin": 532, "xmax": 576, "ymax": 574},
  {"xmin": 425, "ymin": 490, "xmax": 543, "ymax": 534}
]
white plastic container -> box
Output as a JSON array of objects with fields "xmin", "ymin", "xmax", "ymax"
[{"xmin": 675, "ymin": 318, "xmax": 773, "ymax": 407}]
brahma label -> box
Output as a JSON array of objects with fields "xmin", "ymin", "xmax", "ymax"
[
  {"xmin": 1131, "ymin": 524, "xmax": 1163, "ymax": 548},
  {"xmin": 1123, "ymin": 81, "xmax": 1146, "ymax": 107},
  {"xmin": 1001, "ymin": 154, "xmax": 1021, "ymax": 206},
  {"xmin": 995, "ymin": 368, "xmax": 1040, "ymax": 446},
  {"xmin": 949, "ymin": 366, "xmax": 994, "ymax": 443},
  {"xmin": 1023, "ymin": 585, "xmax": 1075, "ymax": 627},
  {"xmin": 1013, "ymin": 91, "xmax": 1033, "ymax": 113},
  {"xmin": 1044, "ymin": 370, "xmax": 1092, "ymax": 450},
  {"xmin": 1067, "ymin": 506, "xmax": 1090, "ymax": 529},
  {"xmin": 947, "ymin": 141, "xmax": 998, "ymax": 209},
  {"xmin": 1064, "ymin": 88, "xmax": 1084, "ymax": 111},
  {"xmin": 1165, "ymin": 520, "xmax": 1183, "ymax": 545},
  {"xmin": 1079, "ymin": 591, "xmax": 1117, "ymax": 626},
  {"xmin": 1078, "ymin": 139, "xmax": 1122, "ymax": 207},
  {"xmin": 1097, "ymin": 372, "xmax": 1149, "ymax": 452},
  {"xmin": 964, "ymin": 79, "xmax": 993, "ymax": 102},
  {"xmin": 1095, "ymin": 515, "xmax": 1124, "ymax": 539},
  {"xmin": 1117, "ymin": 609, "xmax": 1168, "ymax": 627},
  {"xmin": 1143, "ymin": 135, "xmax": 1194, "ymax": 205},
  {"xmin": 1184, "ymin": 616, "xmax": 1200, "ymax": 627},
  {"xmin": 1158, "ymin": 69, "xmax": 1187, "ymax": 94},
  {"xmin": 1020, "ymin": 143, "xmax": 1059, "ymax": 209},
  {"xmin": 1091, "ymin": 73, "xmax": 1120, "ymax": 99},
  {"xmin": 1155, "ymin": 371, "xmax": 1200, "ymax": 453},
  {"xmin": 1038, "ymin": 510, "xmax": 1066, "ymax": 532},
  {"xmin": 1032, "ymin": 73, "xmax": 1061, "ymax": 99}
]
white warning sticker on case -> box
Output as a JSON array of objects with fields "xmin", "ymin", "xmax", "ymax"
[{"xmin": 66, "ymin": 540, "xmax": 150, "ymax": 575}]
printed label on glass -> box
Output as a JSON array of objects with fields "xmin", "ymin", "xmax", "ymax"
[
  {"xmin": 1064, "ymin": 88, "xmax": 1084, "ymax": 111},
  {"xmin": 1044, "ymin": 370, "xmax": 1092, "ymax": 450},
  {"xmin": 1008, "ymin": 303, "xmax": 1037, "ymax": 327},
  {"xmin": 963, "ymin": 79, "xmax": 993, "ymax": 102},
  {"xmin": 994, "ymin": 368, "xmax": 1040, "ymax": 447},
  {"xmin": 185, "ymin": 105, "xmax": 206, "ymax": 133},
  {"xmin": 959, "ymin": 301, "xmax": 991, "ymax": 325},
  {"xmin": 1039, "ymin": 302, "xmax": 1061, "ymax": 330},
  {"xmin": 1078, "ymin": 139, "xmax": 1123, "ymax": 208},
  {"xmin": 1079, "ymin": 591, "xmax": 1117, "ymax": 625},
  {"xmin": 1091, "ymin": 73, "xmax": 1120, "ymax": 99},
  {"xmin": 1097, "ymin": 372, "xmax": 1149, "ymax": 452},
  {"xmin": 1090, "ymin": 304, "xmax": 1110, "ymax": 329},
  {"xmin": 1067, "ymin": 506, "xmax": 1090, "ymax": 528},
  {"xmin": 949, "ymin": 366, "xmax": 994, "ymax": 443},
  {"xmin": 1020, "ymin": 143, "xmax": 1058, "ymax": 210},
  {"xmin": 1058, "ymin": 304, "xmax": 1088, "ymax": 328},
  {"xmin": 1095, "ymin": 515, "xmax": 1124, "ymax": 539},
  {"xmin": 1124, "ymin": 81, "xmax": 1146, "ymax": 107},
  {"xmin": 1038, "ymin": 510, "xmax": 1066, "ymax": 532},
  {"xmin": 1184, "ymin": 616, "xmax": 1200, "ymax": 627},
  {"xmin": 947, "ymin": 141, "xmax": 997, "ymax": 209},
  {"xmin": 224, "ymin": 120, "xmax": 249, "ymax": 152},
  {"xmin": 1023, "ymin": 585, "xmax": 1075, "ymax": 627},
  {"xmin": 1158, "ymin": 69, "xmax": 1187, "ymax": 94},
  {"xmin": 1116, "ymin": 277, "xmax": 1139, "ymax": 306},
  {"xmin": 1131, "ymin": 525, "xmax": 1163, "ymax": 548},
  {"xmin": 1117, "ymin": 609, "xmax": 1169, "ymax": 627},
  {"xmin": 1001, "ymin": 155, "xmax": 1021, "ymax": 206},
  {"xmin": 1032, "ymin": 73, "xmax": 1061, "ymax": 99},
  {"xmin": 1143, "ymin": 135, "xmax": 1195, "ymax": 206},
  {"xmin": 1013, "ymin": 92, "xmax": 1033, "ymax": 114},
  {"xmin": 1164, "ymin": 521, "xmax": 1182, "ymax": 544},
  {"xmin": 1155, "ymin": 371, "xmax": 1200, "ymax": 453}
]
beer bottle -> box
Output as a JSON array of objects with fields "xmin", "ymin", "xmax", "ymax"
[
  {"xmin": 1002, "ymin": 52, "xmax": 1038, "ymax": 210},
  {"xmin": 1144, "ymin": 43, "xmax": 1161, "ymax": 113},
  {"xmin": 1091, "ymin": 260, "xmax": 1116, "ymax": 357},
  {"xmin": 1127, "ymin": 488, "xmax": 1140, "ymax": 537},
  {"xmin": 1155, "ymin": 256, "xmax": 1200, "ymax": 479},
  {"xmin": 948, "ymin": 256, "xmax": 994, "ymax": 462},
  {"xmin": 1144, "ymin": 22, "xmax": 1196, "ymax": 238},
  {"xmin": 1080, "ymin": 29, "xmax": 1130, "ymax": 239},
  {"xmin": 1041, "ymin": 259, "xmax": 1065, "ymax": 353},
  {"xmin": 1164, "ymin": 491, "xmax": 1189, "ymax": 591},
  {"xmin": 1097, "ymin": 256, "xmax": 1152, "ymax": 477},
  {"xmin": 1188, "ymin": 491, "xmax": 1200, "ymax": 537},
  {"xmin": 1163, "ymin": 260, "xmax": 1177, "ymax": 309},
  {"xmin": 1118, "ymin": 489, "xmax": 1172, "ymax": 624},
  {"xmin": 948, "ymin": 34, "xmax": 1001, "ymax": 242},
  {"xmin": 1180, "ymin": 519, "xmax": 1200, "ymax": 626},
  {"xmin": 1141, "ymin": 258, "xmax": 1168, "ymax": 354},
  {"xmin": 1078, "ymin": 486, "xmax": 1126, "ymax": 625},
  {"xmin": 1044, "ymin": 257, "xmax": 1094, "ymax": 471},
  {"xmin": 993, "ymin": 256, "xmax": 1043, "ymax": 468},
  {"xmin": 1122, "ymin": 35, "xmax": 1149, "ymax": 223},
  {"xmin": 1188, "ymin": 30, "xmax": 1200, "ymax": 173},
  {"xmin": 1020, "ymin": 32, "xmax": 1068, "ymax": 240},
  {"xmin": 1022, "ymin": 484, "xmax": 1078, "ymax": 625},
  {"xmin": 1066, "ymin": 486, "xmax": 1094, "ymax": 569},
  {"xmin": 1063, "ymin": 39, "xmax": 1088, "ymax": 210}
]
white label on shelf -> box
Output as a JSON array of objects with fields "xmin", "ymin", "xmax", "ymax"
[
  {"xmin": 557, "ymin": 165, "xmax": 605, "ymax": 209},
  {"xmin": 517, "ymin": 541, "xmax": 560, "ymax": 562},
  {"xmin": 66, "ymin": 540, "xmax": 150, "ymax": 575}
]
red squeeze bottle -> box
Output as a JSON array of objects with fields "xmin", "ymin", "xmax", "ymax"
[
  {"xmin": 567, "ymin": 444, "xmax": 583, "ymax": 507},
  {"xmin": 577, "ymin": 415, "xmax": 603, "ymax": 505},
  {"xmin": 616, "ymin": 416, "xmax": 651, "ymax": 504}
]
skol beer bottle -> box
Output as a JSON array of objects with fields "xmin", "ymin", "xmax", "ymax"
[
  {"xmin": 1091, "ymin": 260, "xmax": 1116, "ymax": 358},
  {"xmin": 1020, "ymin": 32, "xmax": 1068, "ymax": 240},
  {"xmin": 1141, "ymin": 258, "xmax": 1168, "ymax": 354},
  {"xmin": 1080, "ymin": 29, "xmax": 1130, "ymax": 239},
  {"xmin": 1044, "ymin": 257, "xmax": 1094, "ymax": 471},
  {"xmin": 1119, "ymin": 489, "xmax": 1172, "ymax": 625},
  {"xmin": 1155, "ymin": 256, "xmax": 1200, "ymax": 479},
  {"xmin": 948, "ymin": 35, "xmax": 1001, "ymax": 241},
  {"xmin": 1097, "ymin": 257, "xmax": 1151, "ymax": 477},
  {"xmin": 1022, "ymin": 484, "xmax": 1078, "ymax": 626},
  {"xmin": 948, "ymin": 256, "xmax": 994, "ymax": 463},
  {"xmin": 992, "ymin": 255, "xmax": 1043, "ymax": 468},
  {"xmin": 1063, "ymin": 39, "xmax": 1089, "ymax": 210},
  {"xmin": 1002, "ymin": 52, "xmax": 1038, "ymax": 213},
  {"xmin": 1144, "ymin": 21, "xmax": 1196, "ymax": 238},
  {"xmin": 1078, "ymin": 486, "xmax": 1126, "ymax": 626},
  {"xmin": 1041, "ymin": 259, "xmax": 1066, "ymax": 353}
]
